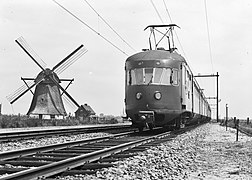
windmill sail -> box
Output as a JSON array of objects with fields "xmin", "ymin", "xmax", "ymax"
[
  {"xmin": 8, "ymin": 37, "xmax": 87, "ymax": 118},
  {"xmin": 53, "ymin": 45, "xmax": 87, "ymax": 74},
  {"xmin": 16, "ymin": 37, "xmax": 47, "ymax": 70}
]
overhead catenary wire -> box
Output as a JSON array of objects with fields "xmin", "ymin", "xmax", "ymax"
[
  {"xmin": 52, "ymin": 0, "xmax": 128, "ymax": 56},
  {"xmin": 83, "ymin": 0, "xmax": 136, "ymax": 52},
  {"xmin": 204, "ymin": 0, "xmax": 214, "ymax": 73},
  {"xmin": 162, "ymin": 0, "xmax": 188, "ymax": 61},
  {"xmin": 151, "ymin": 0, "xmax": 197, "ymax": 74},
  {"xmin": 150, "ymin": 0, "xmax": 164, "ymax": 24},
  {"xmin": 163, "ymin": 0, "xmax": 173, "ymax": 23}
]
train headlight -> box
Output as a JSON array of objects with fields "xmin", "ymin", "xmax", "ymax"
[
  {"xmin": 140, "ymin": 115, "xmax": 146, "ymax": 120},
  {"xmin": 136, "ymin": 92, "xmax": 142, "ymax": 100},
  {"xmin": 154, "ymin": 91, "xmax": 162, "ymax": 100}
]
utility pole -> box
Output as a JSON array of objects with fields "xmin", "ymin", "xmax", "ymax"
[
  {"xmin": 216, "ymin": 72, "xmax": 219, "ymax": 122},
  {"xmin": 194, "ymin": 72, "xmax": 219, "ymax": 122},
  {"xmin": 225, "ymin": 104, "xmax": 228, "ymax": 131}
]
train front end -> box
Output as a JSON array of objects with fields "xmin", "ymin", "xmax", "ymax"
[{"xmin": 125, "ymin": 50, "xmax": 185, "ymax": 130}]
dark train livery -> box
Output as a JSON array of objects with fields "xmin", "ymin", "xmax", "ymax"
[{"xmin": 125, "ymin": 24, "xmax": 211, "ymax": 131}]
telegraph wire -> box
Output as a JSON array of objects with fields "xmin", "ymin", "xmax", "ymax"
[
  {"xmin": 52, "ymin": 0, "xmax": 128, "ymax": 56},
  {"xmin": 83, "ymin": 0, "xmax": 136, "ymax": 52},
  {"xmin": 204, "ymin": 0, "xmax": 214, "ymax": 73}
]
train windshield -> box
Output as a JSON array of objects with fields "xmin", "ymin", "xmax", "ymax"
[{"xmin": 127, "ymin": 68, "xmax": 178, "ymax": 86}]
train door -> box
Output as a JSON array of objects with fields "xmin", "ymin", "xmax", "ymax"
[{"xmin": 181, "ymin": 64, "xmax": 192, "ymax": 112}]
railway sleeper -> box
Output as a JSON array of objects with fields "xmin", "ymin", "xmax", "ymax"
[
  {"xmin": 51, "ymin": 149, "xmax": 100, "ymax": 154},
  {"xmin": 59, "ymin": 163, "xmax": 116, "ymax": 177},
  {"xmin": 61, "ymin": 169, "xmax": 99, "ymax": 176},
  {"xmin": 37, "ymin": 152, "xmax": 78, "ymax": 157},
  {"xmin": 0, "ymin": 167, "xmax": 29, "ymax": 175},
  {"xmin": 0, "ymin": 160, "xmax": 49, "ymax": 167},
  {"xmin": 97, "ymin": 158, "xmax": 118, "ymax": 163},
  {"xmin": 110, "ymin": 154, "xmax": 134, "ymax": 159},
  {"xmin": 16, "ymin": 156, "xmax": 65, "ymax": 162},
  {"xmin": 80, "ymin": 163, "xmax": 115, "ymax": 170}
]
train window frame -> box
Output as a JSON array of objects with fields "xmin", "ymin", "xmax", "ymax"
[
  {"xmin": 127, "ymin": 70, "xmax": 130, "ymax": 85},
  {"xmin": 144, "ymin": 68, "xmax": 154, "ymax": 84},
  {"xmin": 172, "ymin": 68, "xmax": 179, "ymax": 86},
  {"xmin": 153, "ymin": 68, "xmax": 163, "ymax": 84},
  {"xmin": 160, "ymin": 68, "xmax": 172, "ymax": 85},
  {"xmin": 127, "ymin": 67, "xmax": 175, "ymax": 86}
]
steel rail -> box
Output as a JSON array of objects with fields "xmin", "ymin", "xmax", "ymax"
[
  {"xmin": 0, "ymin": 131, "xmax": 135, "ymax": 161},
  {"xmin": 0, "ymin": 130, "xmax": 172, "ymax": 180},
  {"xmin": 0, "ymin": 124, "xmax": 132, "ymax": 142}
]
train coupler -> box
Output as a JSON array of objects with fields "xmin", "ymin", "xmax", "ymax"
[{"xmin": 138, "ymin": 111, "xmax": 155, "ymax": 127}]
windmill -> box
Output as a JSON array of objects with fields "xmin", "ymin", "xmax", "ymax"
[{"xmin": 7, "ymin": 37, "xmax": 87, "ymax": 119}]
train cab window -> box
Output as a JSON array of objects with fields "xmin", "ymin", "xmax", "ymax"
[
  {"xmin": 127, "ymin": 70, "xmax": 130, "ymax": 85},
  {"xmin": 135, "ymin": 68, "xmax": 144, "ymax": 84},
  {"xmin": 128, "ymin": 70, "xmax": 136, "ymax": 85},
  {"xmin": 145, "ymin": 68, "xmax": 153, "ymax": 84},
  {"xmin": 128, "ymin": 67, "xmax": 173, "ymax": 86},
  {"xmin": 160, "ymin": 68, "xmax": 171, "ymax": 85},
  {"xmin": 130, "ymin": 68, "xmax": 144, "ymax": 84},
  {"xmin": 153, "ymin": 68, "xmax": 163, "ymax": 84}
]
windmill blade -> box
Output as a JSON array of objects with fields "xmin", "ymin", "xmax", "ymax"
[
  {"xmin": 48, "ymin": 76, "xmax": 80, "ymax": 108},
  {"xmin": 7, "ymin": 79, "xmax": 43, "ymax": 104},
  {"xmin": 52, "ymin": 44, "xmax": 87, "ymax": 75},
  {"xmin": 15, "ymin": 37, "xmax": 46, "ymax": 71},
  {"xmin": 6, "ymin": 81, "xmax": 33, "ymax": 103}
]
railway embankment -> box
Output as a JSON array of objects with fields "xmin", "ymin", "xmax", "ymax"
[{"xmin": 62, "ymin": 122, "xmax": 252, "ymax": 180}]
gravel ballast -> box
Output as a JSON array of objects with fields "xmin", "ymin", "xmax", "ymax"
[
  {"xmin": 0, "ymin": 132, "xmax": 111, "ymax": 152},
  {"xmin": 58, "ymin": 122, "xmax": 252, "ymax": 180}
]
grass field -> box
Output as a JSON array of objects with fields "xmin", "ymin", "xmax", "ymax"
[{"xmin": 220, "ymin": 118, "xmax": 252, "ymax": 136}]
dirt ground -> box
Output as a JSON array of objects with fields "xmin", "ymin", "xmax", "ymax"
[{"xmin": 187, "ymin": 122, "xmax": 252, "ymax": 180}]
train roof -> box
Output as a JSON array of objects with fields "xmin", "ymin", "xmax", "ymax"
[{"xmin": 126, "ymin": 50, "xmax": 186, "ymax": 62}]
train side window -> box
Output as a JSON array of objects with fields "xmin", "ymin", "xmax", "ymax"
[
  {"xmin": 183, "ymin": 66, "xmax": 186, "ymax": 85},
  {"xmin": 172, "ymin": 69, "xmax": 178, "ymax": 85}
]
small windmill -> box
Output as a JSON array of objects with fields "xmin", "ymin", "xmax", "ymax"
[{"xmin": 7, "ymin": 37, "xmax": 87, "ymax": 118}]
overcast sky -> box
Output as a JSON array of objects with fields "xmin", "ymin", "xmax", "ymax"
[{"xmin": 0, "ymin": 0, "xmax": 251, "ymax": 119}]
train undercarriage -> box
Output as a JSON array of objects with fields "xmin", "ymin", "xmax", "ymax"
[{"xmin": 130, "ymin": 110, "xmax": 210, "ymax": 131}]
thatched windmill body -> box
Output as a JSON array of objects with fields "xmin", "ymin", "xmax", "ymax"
[{"xmin": 7, "ymin": 37, "xmax": 87, "ymax": 118}]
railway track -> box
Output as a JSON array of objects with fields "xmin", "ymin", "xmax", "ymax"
[
  {"xmin": 0, "ymin": 124, "xmax": 199, "ymax": 180},
  {"xmin": 0, "ymin": 124, "xmax": 132, "ymax": 142}
]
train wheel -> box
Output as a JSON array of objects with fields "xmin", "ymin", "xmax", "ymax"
[
  {"xmin": 175, "ymin": 119, "xmax": 180, "ymax": 130},
  {"xmin": 148, "ymin": 123, "xmax": 154, "ymax": 130},
  {"xmin": 138, "ymin": 126, "xmax": 144, "ymax": 132}
]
